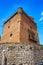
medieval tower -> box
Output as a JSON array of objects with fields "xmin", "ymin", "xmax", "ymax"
[
  {"xmin": 0, "ymin": 7, "xmax": 43, "ymax": 65},
  {"xmin": 1, "ymin": 8, "xmax": 39, "ymax": 44}
]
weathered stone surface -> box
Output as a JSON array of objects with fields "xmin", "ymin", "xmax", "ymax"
[{"xmin": 0, "ymin": 43, "xmax": 43, "ymax": 65}]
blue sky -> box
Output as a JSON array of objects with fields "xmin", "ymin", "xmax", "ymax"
[{"xmin": 0, "ymin": 0, "xmax": 43, "ymax": 45}]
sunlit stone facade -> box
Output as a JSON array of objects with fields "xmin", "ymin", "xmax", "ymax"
[{"xmin": 1, "ymin": 8, "xmax": 39, "ymax": 44}]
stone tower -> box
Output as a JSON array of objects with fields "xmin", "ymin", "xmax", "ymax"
[
  {"xmin": 0, "ymin": 8, "xmax": 43, "ymax": 65},
  {"xmin": 1, "ymin": 7, "xmax": 39, "ymax": 44}
]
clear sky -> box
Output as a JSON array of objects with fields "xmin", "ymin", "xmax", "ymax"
[{"xmin": 0, "ymin": 0, "xmax": 43, "ymax": 45}]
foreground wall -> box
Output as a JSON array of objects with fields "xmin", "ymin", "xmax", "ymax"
[{"xmin": 0, "ymin": 43, "xmax": 43, "ymax": 65}]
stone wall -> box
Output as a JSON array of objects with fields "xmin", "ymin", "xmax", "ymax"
[{"xmin": 0, "ymin": 43, "xmax": 43, "ymax": 65}]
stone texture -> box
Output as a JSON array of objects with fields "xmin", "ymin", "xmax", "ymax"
[{"xmin": 0, "ymin": 43, "xmax": 43, "ymax": 65}]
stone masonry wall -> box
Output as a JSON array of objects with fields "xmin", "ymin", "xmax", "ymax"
[{"xmin": 0, "ymin": 43, "xmax": 43, "ymax": 65}]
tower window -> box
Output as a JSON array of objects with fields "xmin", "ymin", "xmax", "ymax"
[
  {"xmin": 8, "ymin": 26, "xmax": 10, "ymax": 28},
  {"xmin": 30, "ymin": 26, "xmax": 32, "ymax": 29},
  {"xmin": 28, "ymin": 34, "xmax": 30, "ymax": 40},
  {"xmin": 29, "ymin": 34, "xmax": 30, "ymax": 38},
  {"xmin": 28, "ymin": 29, "xmax": 30, "ymax": 39},
  {"xmin": 10, "ymin": 33, "xmax": 12, "ymax": 37},
  {"xmin": 32, "ymin": 33, "xmax": 35, "ymax": 39}
]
